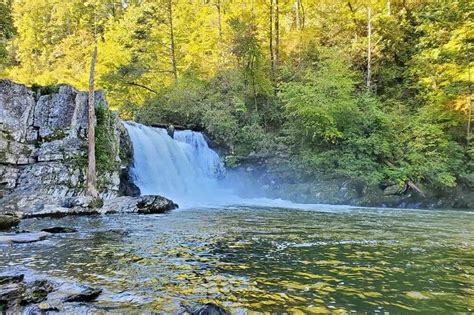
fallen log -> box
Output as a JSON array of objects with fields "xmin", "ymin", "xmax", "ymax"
[
  {"xmin": 384, "ymin": 161, "xmax": 425, "ymax": 196},
  {"xmin": 407, "ymin": 180, "xmax": 425, "ymax": 197}
]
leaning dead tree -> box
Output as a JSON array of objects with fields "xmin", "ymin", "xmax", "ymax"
[{"xmin": 86, "ymin": 45, "xmax": 99, "ymax": 198}]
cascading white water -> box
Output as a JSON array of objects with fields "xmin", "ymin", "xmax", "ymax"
[
  {"xmin": 124, "ymin": 121, "xmax": 353, "ymax": 210},
  {"xmin": 124, "ymin": 122, "xmax": 226, "ymax": 204}
]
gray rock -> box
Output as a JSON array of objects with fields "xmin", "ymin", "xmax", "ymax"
[
  {"xmin": 0, "ymin": 214, "xmax": 20, "ymax": 230},
  {"xmin": 383, "ymin": 184, "xmax": 404, "ymax": 196},
  {"xmin": 23, "ymin": 279, "xmax": 54, "ymax": 303},
  {"xmin": 0, "ymin": 80, "xmax": 35, "ymax": 142},
  {"xmin": 0, "ymin": 282, "xmax": 24, "ymax": 303},
  {"xmin": 187, "ymin": 303, "xmax": 229, "ymax": 315},
  {"xmin": 101, "ymin": 195, "xmax": 178, "ymax": 214},
  {"xmin": 0, "ymin": 80, "xmax": 133, "ymax": 216},
  {"xmin": 0, "ymin": 274, "xmax": 24, "ymax": 285},
  {"xmin": 62, "ymin": 287, "xmax": 102, "ymax": 302},
  {"xmin": 137, "ymin": 195, "xmax": 178, "ymax": 214},
  {"xmin": 0, "ymin": 268, "xmax": 110, "ymax": 314},
  {"xmin": 41, "ymin": 227, "xmax": 77, "ymax": 234},
  {"xmin": 63, "ymin": 196, "xmax": 103, "ymax": 209},
  {"xmin": 0, "ymin": 232, "xmax": 50, "ymax": 244}
]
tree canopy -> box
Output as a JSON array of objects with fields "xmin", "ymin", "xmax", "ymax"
[{"xmin": 0, "ymin": 0, "xmax": 472, "ymax": 191}]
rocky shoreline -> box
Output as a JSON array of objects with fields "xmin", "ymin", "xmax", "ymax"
[{"xmin": 0, "ymin": 267, "xmax": 228, "ymax": 314}]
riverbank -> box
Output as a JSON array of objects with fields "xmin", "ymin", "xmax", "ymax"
[{"xmin": 224, "ymin": 154, "xmax": 474, "ymax": 210}]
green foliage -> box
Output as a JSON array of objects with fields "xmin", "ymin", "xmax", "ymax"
[
  {"xmin": 1, "ymin": 0, "xmax": 471, "ymax": 194},
  {"xmin": 0, "ymin": 0, "xmax": 15, "ymax": 66},
  {"xmin": 95, "ymin": 104, "xmax": 118, "ymax": 177}
]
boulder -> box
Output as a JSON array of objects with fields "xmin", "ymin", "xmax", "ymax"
[
  {"xmin": 23, "ymin": 279, "xmax": 54, "ymax": 303},
  {"xmin": 136, "ymin": 195, "xmax": 178, "ymax": 214},
  {"xmin": 0, "ymin": 283, "xmax": 24, "ymax": 304},
  {"xmin": 383, "ymin": 184, "xmax": 404, "ymax": 195},
  {"xmin": 62, "ymin": 287, "xmax": 102, "ymax": 302},
  {"xmin": 101, "ymin": 195, "xmax": 178, "ymax": 214},
  {"xmin": 0, "ymin": 214, "xmax": 20, "ymax": 230},
  {"xmin": 0, "ymin": 269, "xmax": 109, "ymax": 313},
  {"xmin": 0, "ymin": 274, "xmax": 24, "ymax": 285}
]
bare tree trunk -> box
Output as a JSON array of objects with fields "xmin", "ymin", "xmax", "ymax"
[
  {"xmin": 216, "ymin": 0, "xmax": 222, "ymax": 41},
  {"xmin": 468, "ymin": 68, "xmax": 472, "ymax": 146},
  {"xmin": 300, "ymin": 0, "xmax": 305, "ymax": 29},
  {"xmin": 274, "ymin": 0, "xmax": 280, "ymax": 72},
  {"xmin": 367, "ymin": 7, "xmax": 372, "ymax": 92},
  {"xmin": 294, "ymin": 0, "xmax": 300, "ymax": 30},
  {"xmin": 387, "ymin": 0, "xmax": 391, "ymax": 16},
  {"xmin": 86, "ymin": 45, "xmax": 99, "ymax": 198},
  {"xmin": 167, "ymin": 0, "xmax": 178, "ymax": 82},
  {"xmin": 270, "ymin": 0, "xmax": 275, "ymax": 81},
  {"xmin": 294, "ymin": 0, "xmax": 304, "ymax": 30}
]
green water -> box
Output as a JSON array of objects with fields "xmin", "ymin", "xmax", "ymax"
[{"xmin": 1, "ymin": 206, "xmax": 473, "ymax": 313}]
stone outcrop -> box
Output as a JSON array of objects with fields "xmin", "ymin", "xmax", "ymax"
[
  {"xmin": 0, "ymin": 80, "xmax": 134, "ymax": 214},
  {"xmin": 0, "ymin": 269, "xmax": 104, "ymax": 314}
]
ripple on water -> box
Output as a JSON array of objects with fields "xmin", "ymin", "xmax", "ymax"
[{"xmin": 0, "ymin": 206, "xmax": 473, "ymax": 313}]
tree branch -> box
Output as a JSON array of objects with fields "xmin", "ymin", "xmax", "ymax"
[{"xmin": 124, "ymin": 81, "xmax": 159, "ymax": 95}]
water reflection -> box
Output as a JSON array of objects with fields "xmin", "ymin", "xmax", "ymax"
[{"xmin": 0, "ymin": 207, "xmax": 472, "ymax": 313}]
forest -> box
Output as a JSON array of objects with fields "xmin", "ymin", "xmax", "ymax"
[{"xmin": 0, "ymin": 0, "xmax": 472, "ymax": 199}]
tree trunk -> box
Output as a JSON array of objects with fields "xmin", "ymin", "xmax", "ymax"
[
  {"xmin": 387, "ymin": 0, "xmax": 391, "ymax": 16},
  {"xmin": 274, "ymin": 0, "xmax": 280, "ymax": 72},
  {"xmin": 269, "ymin": 0, "xmax": 275, "ymax": 81},
  {"xmin": 468, "ymin": 68, "xmax": 472, "ymax": 146},
  {"xmin": 216, "ymin": 0, "xmax": 222, "ymax": 41},
  {"xmin": 86, "ymin": 45, "xmax": 99, "ymax": 198},
  {"xmin": 294, "ymin": 0, "xmax": 304, "ymax": 30},
  {"xmin": 167, "ymin": 0, "xmax": 178, "ymax": 82},
  {"xmin": 367, "ymin": 6, "xmax": 372, "ymax": 92}
]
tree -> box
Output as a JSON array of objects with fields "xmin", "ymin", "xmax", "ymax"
[
  {"xmin": 86, "ymin": 45, "xmax": 99, "ymax": 197},
  {"xmin": 167, "ymin": 0, "xmax": 178, "ymax": 81},
  {"xmin": 0, "ymin": 0, "xmax": 15, "ymax": 67},
  {"xmin": 367, "ymin": 6, "xmax": 372, "ymax": 92}
]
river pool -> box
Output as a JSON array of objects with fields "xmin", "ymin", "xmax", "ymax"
[{"xmin": 1, "ymin": 206, "xmax": 473, "ymax": 313}]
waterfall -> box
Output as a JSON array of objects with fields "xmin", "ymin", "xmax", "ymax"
[
  {"xmin": 124, "ymin": 122, "xmax": 226, "ymax": 204},
  {"xmin": 124, "ymin": 121, "xmax": 343, "ymax": 209}
]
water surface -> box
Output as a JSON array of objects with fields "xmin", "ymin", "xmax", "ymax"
[{"xmin": 1, "ymin": 206, "xmax": 473, "ymax": 313}]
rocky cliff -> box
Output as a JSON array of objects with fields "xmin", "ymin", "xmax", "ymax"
[{"xmin": 0, "ymin": 80, "xmax": 133, "ymax": 214}]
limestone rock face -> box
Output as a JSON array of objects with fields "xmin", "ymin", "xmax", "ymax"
[{"xmin": 0, "ymin": 80, "xmax": 133, "ymax": 214}]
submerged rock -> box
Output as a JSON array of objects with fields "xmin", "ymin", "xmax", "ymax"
[
  {"xmin": 0, "ymin": 232, "xmax": 50, "ymax": 244},
  {"xmin": 0, "ymin": 214, "xmax": 20, "ymax": 230},
  {"xmin": 0, "ymin": 269, "xmax": 105, "ymax": 313},
  {"xmin": 23, "ymin": 279, "xmax": 54, "ymax": 303},
  {"xmin": 62, "ymin": 286, "xmax": 102, "ymax": 302},
  {"xmin": 0, "ymin": 274, "xmax": 24, "ymax": 285},
  {"xmin": 41, "ymin": 227, "xmax": 77, "ymax": 233},
  {"xmin": 187, "ymin": 303, "xmax": 229, "ymax": 315}
]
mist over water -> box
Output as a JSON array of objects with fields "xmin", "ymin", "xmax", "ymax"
[{"xmin": 125, "ymin": 121, "xmax": 334, "ymax": 209}]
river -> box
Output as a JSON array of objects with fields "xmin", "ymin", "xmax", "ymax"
[{"xmin": 1, "ymin": 206, "xmax": 472, "ymax": 313}]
